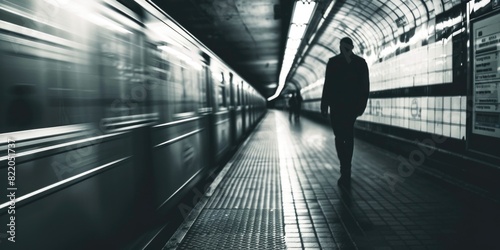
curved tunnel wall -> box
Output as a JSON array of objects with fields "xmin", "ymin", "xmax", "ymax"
[
  {"xmin": 294, "ymin": 0, "xmax": 500, "ymax": 172},
  {"xmin": 297, "ymin": 0, "xmax": 469, "ymax": 141},
  {"xmin": 293, "ymin": 0, "xmax": 500, "ymax": 193}
]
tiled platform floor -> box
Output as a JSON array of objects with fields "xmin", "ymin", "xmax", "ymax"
[{"xmin": 165, "ymin": 110, "xmax": 500, "ymax": 249}]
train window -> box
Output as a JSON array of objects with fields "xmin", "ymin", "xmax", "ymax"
[
  {"xmin": 170, "ymin": 60, "xmax": 183, "ymax": 114},
  {"xmin": 154, "ymin": 45, "xmax": 204, "ymax": 121},
  {"xmin": 159, "ymin": 46, "xmax": 200, "ymax": 119},
  {"xmin": 217, "ymin": 72, "xmax": 227, "ymax": 109},
  {"xmin": 175, "ymin": 63, "xmax": 196, "ymax": 115},
  {"xmin": 148, "ymin": 45, "xmax": 168, "ymax": 122},
  {"xmin": 236, "ymin": 82, "xmax": 241, "ymax": 106},
  {"xmin": 229, "ymin": 73, "xmax": 234, "ymax": 106},
  {"xmin": 198, "ymin": 66, "xmax": 208, "ymax": 108},
  {"xmin": 0, "ymin": 0, "xmax": 149, "ymax": 132}
]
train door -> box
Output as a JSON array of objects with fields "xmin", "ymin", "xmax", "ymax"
[
  {"xmin": 242, "ymin": 86, "xmax": 247, "ymax": 133},
  {"xmin": 236, "ymin": 81, "xmax": 243, "ymax": 142},
  {"xmin": 212, "ymin": 69, "xmax": 231, "ymax": 163}
]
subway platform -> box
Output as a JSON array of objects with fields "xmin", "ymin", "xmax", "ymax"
[{"xmin": 163, "ymin": 110, "xmax": 500, "ymax": 250}]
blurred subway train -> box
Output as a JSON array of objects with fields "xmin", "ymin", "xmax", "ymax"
[{"xmin": 0, "ymin": 0, "xmax": 265, "ymax": 248}]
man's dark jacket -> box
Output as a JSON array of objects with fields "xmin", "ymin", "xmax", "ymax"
[{"xmin": 321, "ymin": 54, "xmax": 370, "ymax": 116}]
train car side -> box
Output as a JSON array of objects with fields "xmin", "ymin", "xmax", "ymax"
[{"xmin": 0, "ymin": 0, "xmax": 266, "ymax": 249}]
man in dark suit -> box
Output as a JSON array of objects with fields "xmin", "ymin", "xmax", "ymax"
[{"xmin": 321, "ymin": 37, "xmax": 370, "ymax": 187}]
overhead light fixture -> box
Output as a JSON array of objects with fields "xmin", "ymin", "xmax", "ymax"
[
  {"xmin": 291, "ymin": 1, "xmax": 316, "ymax": 24},
  {"xmin": 286, "ymin": 39, "xmax": 302, "ymax": 50},
  {"xmin": 323, "ymin": 0, "xmax": 335, "ymax": 19},
  {"xmin": 268, "ymin": 0, "xmax": 317, "ymax": 101},
  {"xmin": 288, "ymin": 24, "xmax": 307, "ymax": 39}
]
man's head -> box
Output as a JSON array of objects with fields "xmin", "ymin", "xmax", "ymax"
[{"xmin": 339, "ymin": 37, "xmax": 354, "ymax": 57}]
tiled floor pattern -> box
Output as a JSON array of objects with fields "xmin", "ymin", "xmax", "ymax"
[
  {"xmin": 175, "ymin": 112, "xmax": 286, "ymax": 249},
  {"xmin": 171, "ymin": 110, "xmax": 500, "ymax": 249},
  {"xmin": 274, "ymin": 111, "xmax": 500, "ymax": 249}
]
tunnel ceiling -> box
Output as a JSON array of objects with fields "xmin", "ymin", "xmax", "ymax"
[
  {"xmin": 153, "ymin": 0, "xmax": 465, "ymax": 99},
  {"xmin": 288, "ymin": 0, "xmax": 464, "ymax": 92},
  {"xmin": 152, "ymin": 0, "xmax": 294, "ymax": 97}
]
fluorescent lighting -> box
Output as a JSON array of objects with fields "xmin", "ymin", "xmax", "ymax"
[
  {"xmin": 323, "ymin": 0, "xmax": 335, "ymax": 18},
  {"xmin": 291, "ymin": 1, "xmax": 316, "ymax": 25},
  {"xmin": 286, "ymin": 39, "xmax": 302, "ymax": 50},
  {"xmin": 268, "ymin": 0, "xmax": 317, "ymax": 101},
  {"xmin": 284, "ymin": 48, "xmax": 298, "ymax": 57},
  {"xmin": 288, "ymin": 24, "xmax": 307, "ymax": 39}
]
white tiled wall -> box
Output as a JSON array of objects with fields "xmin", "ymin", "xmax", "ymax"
[
  {"xmin": 358, "ymin": 96, "xmax": 466, "ymax": 139},
  {"xmin": 370, "ymin": 41, "xmax": 453, "ymax": 91},
  {"xmin": 302, "ymin": 37, "xmax": 466, "ymax": 140}
]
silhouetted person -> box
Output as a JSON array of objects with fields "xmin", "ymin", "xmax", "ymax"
[
  {"xmin": 321, "ymin": 37, "xmax": 370, "ymax": 187},
  {"xmin": 288, "ymin": 93, "xmax": 297, "ymax": 120},
  {"xmin": 294, "ymin": 90, "xmax": 303, "ymax": 120}
]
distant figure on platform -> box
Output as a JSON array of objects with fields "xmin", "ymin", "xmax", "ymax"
[
  {"xmin": 288, "ymin": 93, "xmax": 297, "ymax": 120},
  {"xmin": 294, "ymin": 90, "xmax": 303, "ymax": 120},
  {"xmin": 321, "ymin": 37, "xmax": 370, "ymax": 187}
]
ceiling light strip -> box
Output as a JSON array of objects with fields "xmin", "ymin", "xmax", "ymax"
[{"xmin": 268, "ymin": 0, "xmax": 317, "ymax": 101}]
